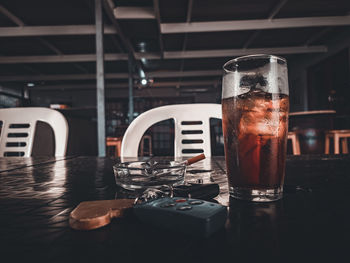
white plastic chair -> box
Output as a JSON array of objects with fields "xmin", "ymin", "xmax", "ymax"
[
  {"xmin": 121, "ymin": 104, "xmax": 222, "ymax": 158},
  {"xmin": 0, "ymin": 107, "xmax": 68, "ymax": 157}
]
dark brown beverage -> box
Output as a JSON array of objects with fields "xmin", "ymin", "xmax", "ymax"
[{"xmin": 222, "ymin": 89, "xmax": 289, "ymax": 196}]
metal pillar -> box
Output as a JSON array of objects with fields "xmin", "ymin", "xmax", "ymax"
[
  {"xmin": 128, "ymin": 54, "xmax": 134, "ymax": 123},
  {"xmin": 95, "ymin": 0, "xmax": 106, "ymax": 157}
]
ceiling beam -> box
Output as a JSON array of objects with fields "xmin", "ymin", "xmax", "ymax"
[
  {"xmin": 243, "ymin": 31, "xmax": 261, "ymax": 48},
  {"xmin": 113, "ymin": 7, "xmax": 155, "ymax": 19},
  {"xmin": 163, "ymin": 45, "xmax": 327, "ymax": 58},
  {"xmin": 0, "ymin": 25, "xmax": 117, "ymax": 37},
  {"xmin": 148, "ymin": 69, "xmax": 221, "ymax": 78},
  {"xmin": 244, "ymin": 0, "xmax": 288, "ymax": 48},
  {"xmin": 0, "ymin": 5, "xmax": 89, "ymax": 74},
  {"xmin": 179, "ymin": 0, "xmax": 194, "ymax": 75},
  {"xmin": 38, "ymin": 37, "xmax": 90, "ymax": 73},
  {"xmin": 0, "ymin": 53, "xmax": 161, "ymax": 64},
  {"xmin": 103, "ymin": 0, "xmax": 136, "ymax": 55},
  {"xmin": 1, "ymin": 15, "xmax": 347, "ymax": 37},
  {"xmin": 103, "ymin": 0, "xmax": 146, "ymax": 80},
  {"xmin": 161, "ymin": 15, "xmax": 350, "ymax": 33},
  {"xmin": 29, "ymin": 80, "xmax": 221, "ymax": 91},
  {"xmin": 0, "ymin": 5, "xmax": 42, "ymax": 75},
  {"xmin": 304, "ymin": 27, "xmax": 333, "ymax": 46},
  {"xmin": 110, "ymin": 35, "xmax": 125, "ymax": 53},
  {"xmin": 0, "ymin": 54, "xmax": 128, "ymax": 63},
  {"xmin": 37, "ymin": 38, "xmax": 63, "ymax": 55},
  {"xmin": 0, "ymin": 5, "xmax": 25, "ymax": 26},
  {"xmin": 21, "ymin": 65, "xmax": 42, "ymax": 75},
  {"xmin": 0, "ymin": 45, "xmax": 327, "ymax": 64},
  {"xmin": 0, "ymin": 5, "xmax": 85, "ymax": 74},
  {"xmin": 153, "ymin": 0, "xmax": 164, "ymax": 58},
  {"xmin": 0, "ymin": 73, "xmax": 128, "ymax": 82},
  {"xmin": 134, "ymin": 52, "xmax": 162, "ymax": 59},
  {"xmin": 0, "ymin": 70, "xmax": 222, "ymax": 82},
  {"xmin": 268, "ymin": 0, "xmax": 288, "ymax": 20},
  {"xmin": 186, "ymin": 0, "xmax": 194, "ymax": 23},
  {"xmin": 2, "ymin": 15, "xmax": 348, "ymax": 38}
]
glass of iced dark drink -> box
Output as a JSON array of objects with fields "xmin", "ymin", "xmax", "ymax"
[{"xmin": 222, "ymin": 54, "xmax": 289, "ymax": 202}]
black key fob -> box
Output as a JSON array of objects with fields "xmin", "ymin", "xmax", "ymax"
[{"xmin": 134, "ymin": 196, "xmax": 227, "ymax": 237}]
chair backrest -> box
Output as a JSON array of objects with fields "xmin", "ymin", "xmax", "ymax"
[
  {"xmin": 0, "ymin": 107, "xmax": 68, "ymax": 157},
  {"xmin": 121, "ymin": 104, "xmax": 222, "ymax": 158}
]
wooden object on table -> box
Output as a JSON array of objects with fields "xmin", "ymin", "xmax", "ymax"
[
  {"xmin": 288, "ymin": 131, "xmax": 301, "ymax": 155},
  {"xmin": 69, "ymin": 199, "xmax": 134, "ymax": 230},
  {"xmin": 325, "ymin": 130, "xmax": 350, "ymax": 154},
  {"xmin": 106, "ymin": 137, "xmax": 123, "ymax": 157},
  {"xmin": 140, "ymin": 135, "xmax": 152, "ymax": 156}
]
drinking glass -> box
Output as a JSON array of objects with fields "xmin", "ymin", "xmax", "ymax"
[{"xmin": 222, "ymin": 54, "xmax": 289, "ymax": 202}]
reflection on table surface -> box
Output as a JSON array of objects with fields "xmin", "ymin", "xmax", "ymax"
[{"xmin": 0, "ymin": 155, "xmax": 349, "ymax": 262}]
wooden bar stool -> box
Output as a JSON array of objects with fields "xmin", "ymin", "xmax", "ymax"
[
  {"xmin": 140, "ymin": 135, "xmax": 152, "ymax": 156},
  {"xmin": 325, "ymin": 130, "xmax": 350, "ymax": 154},
  {"xmin": 106, "ymin": 137, "xmax": 122, "ymax": 158},
  {"xmin": 287, "ymin": 131, "xmax": 301, "ymax": 155}
]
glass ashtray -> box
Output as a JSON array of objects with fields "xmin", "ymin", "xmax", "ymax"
[{"xmin": 113, "ymin": 161, "xmax": 186, "ymax": 190}]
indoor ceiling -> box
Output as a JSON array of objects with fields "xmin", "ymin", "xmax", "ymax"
[{"xmin": 0, "ymin": 0, "xmax": 350, "ymax": 93}]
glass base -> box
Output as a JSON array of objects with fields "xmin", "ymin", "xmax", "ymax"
[
  {"xmin": 230, "ymin": 186, "xmax": 283, "ymax": 202},
  {"xmin": 116, "ymin": 179, "xmax": 184, "ymax": 191}
]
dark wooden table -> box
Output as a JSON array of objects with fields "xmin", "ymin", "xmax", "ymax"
[{"xmin": 1, "ymin": 155, "xmax": 350, "ymax": 262}]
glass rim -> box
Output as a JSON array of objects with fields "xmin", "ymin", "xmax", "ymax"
[
  {"xmin": 114, "ymin": 161, "xmax": 186, "ymax": 170},
  {"xmin": 223, "ymin": 54, "xmax": 287, "ymax": 73}
]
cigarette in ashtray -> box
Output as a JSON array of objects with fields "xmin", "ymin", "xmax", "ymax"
[
  {"xmin": 129, "ymin": 154, "xmax": 206, "ymax": 170},
  {"xmin": 183, "ymin": 153, "xmax": 206, "ymax": 165}
]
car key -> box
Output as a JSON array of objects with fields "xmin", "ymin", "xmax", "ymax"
[{"xmin": 133, "ymin": 196, "xmax": 227, "ymax": 237}]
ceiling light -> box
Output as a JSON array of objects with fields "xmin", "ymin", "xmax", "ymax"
[
  {"xmin": 139, "ymin": 68, "xmax": 146, "ymax": 79},
  {"xmin": 141, "ymin": 58, "xmax": 147, "ymax": 65},
  {"xmin": 138, "ymin": 42, "xmax": 148, "ymax": 66},
  {"xmin": 138, "ymin": 42, "xmax": 146, "ymax": 52},
  {"xmin": 140, "ymin": 78, "xmax": 147, "ymax": 86},
  {"xmin": 27, "ymin": 83, "xmax": 35, "ymax": 87}
]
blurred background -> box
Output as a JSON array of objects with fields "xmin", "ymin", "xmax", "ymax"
[{"xmin": 1, "ymin": 0, "xmax": 350, "ymax": 156}]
